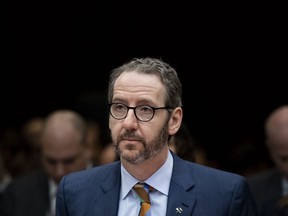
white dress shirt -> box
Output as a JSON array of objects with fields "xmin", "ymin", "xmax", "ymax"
[
  {"xmin": 47, "ymin": 178, "xmax": 57, "ymax": 216},
  {"xmin": 282, "ymin": 177, "xmax": 288, "ymax": 196},
  {"xmin": 117, "ymin": 151, "xmax": 173, "ymax": 216}
]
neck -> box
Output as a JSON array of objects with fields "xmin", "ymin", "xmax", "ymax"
[{"xmin": 122, "ymin": 147, "xmax": 169, "ymax": 181}]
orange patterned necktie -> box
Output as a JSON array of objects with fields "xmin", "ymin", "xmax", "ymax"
[{"xmin": 133, "ymin": 183, "xmax": 154, "ymax": 216}]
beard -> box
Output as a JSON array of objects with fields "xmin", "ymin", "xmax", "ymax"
[{"xmin": 114, "ymin": 120, "xmax": 169, "ymax": 165}]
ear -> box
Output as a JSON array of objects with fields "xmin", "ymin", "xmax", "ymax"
[
  {"xmin": 109, "ymin": 117, "xmax": 112, "ymax": 130},
  {"xmin": 168, "ymin": 107, "xmax": 183, "ymax": 136}
]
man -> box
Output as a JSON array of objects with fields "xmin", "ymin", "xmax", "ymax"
[
  {"xmin": 248, "ymin": 105, "xmax": 288, "ymax": 215},
  {"xmin": 56, "ymin": 57, "xmax": 258, "ymax": 215},
  {"xmin": 0, "ymin": 110, "xmax": 92, "ymax": 216}
]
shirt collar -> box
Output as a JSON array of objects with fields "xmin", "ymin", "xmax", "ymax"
[
  {"xmin": 48, "ymin": 178, "xmax": 58, "ymax": 197},
  {"xmin": 282, "ymin": 177, "xmax": 288, "ymax": 196},
  {"xmin": 120, "ymin": 150, "xmax": 173, "ymax": 199}
]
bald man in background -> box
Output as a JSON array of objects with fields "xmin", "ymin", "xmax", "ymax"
[
  {"xmin": 0, "ymin": 110, "xmax": 93, "ymax": 216},
  {"xmin": 248, "ymin": 105, "xmax": 288, "ymax": 216}
]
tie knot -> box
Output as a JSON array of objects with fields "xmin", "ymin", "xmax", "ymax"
[
  {"xmin": 133, "ymin": 183, "xmax": 153, "ymax": 203},
  {"xmin": 133, "ymin": 183, "xmax": 153, "ymax": 216}
]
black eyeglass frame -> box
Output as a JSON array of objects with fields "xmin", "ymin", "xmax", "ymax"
[{"xmin": 108, "ymin": 103, "xmax": 172, "ymax": 122}]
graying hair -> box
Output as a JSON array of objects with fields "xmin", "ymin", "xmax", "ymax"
[{"xmin": 108, "ymin": 57, "xmax": 182, "ymax": 108}]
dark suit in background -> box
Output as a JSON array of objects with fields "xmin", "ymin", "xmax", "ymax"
[
  {"xmin": 248, "ymin": 168, "xmax": 288, "ymax": 216},
  {"xmin": 248, "ymin": 105, "xmax": 288, "ymax": 215},
  {"xmin": 248, "ymin": 169, "xmax": 282, "ymax": 211},
  {"xmin": 0, "ymin": 170, "xmax": 49, "ymax": 216},
  {"xmin": 0, "ymin": 109, "xmax": 93, "ymax": 216}
]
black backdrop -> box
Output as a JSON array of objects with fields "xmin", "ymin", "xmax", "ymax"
[{"xmin": 2, "ymin": 9, "xmax": 287, "ymax": 172}]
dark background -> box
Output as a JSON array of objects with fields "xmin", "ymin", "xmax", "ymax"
[{"xmin": 1, "ymin": 5, "xmax": 287, "ymax": 172}]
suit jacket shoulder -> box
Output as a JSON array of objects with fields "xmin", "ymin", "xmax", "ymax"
[
  {"xmin": 57, "ymin": 161, "xmax": 121, "ymax": 216},
  {"xmin": 0, "ymin": 170, "xmax": 49, "ymax": 216},
  {"xmin": 167, "ymin": 153, "xmax": 258, "ymax": 216}
]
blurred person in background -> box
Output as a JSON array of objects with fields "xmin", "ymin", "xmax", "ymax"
[
  {"xmin": 169, "ymin": 123, "xmax": 214, "ymax": 167},
  {"xmin": 248, "ymin": 105, "xmax": 288, "ymax": 215},
  {"xmin": 85, "ymin": 119, "xmax": 103, "ymax": 166},
  {"xmin": 21, "ymin": 117, "xmax": 45, "ymax": 171},
  {"xmin": 225, "ymin": 138, "xmax": 272, "ymax": 177},
  {"xmin": 168, "ymin": 122, "xmax": 196, "ymax": 162},
  {"xmin": 261, "ymin": 195, "xmax": 288, "ymax": 216},
  {"xmin": 0, "ymin": 109, "xmax": 93, "ymax": 216},
  {"xmin": 22, "ymin": 117, "xmax": 45, "ymax": 151},
  {"xmin": 98, "ymin": 142, "xmax": 120, "ymax": 165}
]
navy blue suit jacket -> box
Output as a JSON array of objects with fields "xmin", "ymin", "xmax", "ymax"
[{"xmin": 56, "ymin": 152, "xmax": 258, "ymax": 216}]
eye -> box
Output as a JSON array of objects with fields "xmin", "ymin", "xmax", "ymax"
[
  {"xmin": 139, "ymin": 106, "xmax": 153, "ymax": 113},
  {"xmin": 279, "ymin": 156, "xmax": 288, "ymax": 163},
  {"xmin": 114, "ymin": 104, "xmax": 127, "ymax": 111},
  {"xmin": 62, "ymin": 157, "xmax": 77, "ymax": 165},
  {"xmin": 46, "ymin": 158, "xmax": 57, "ymax": 165}
]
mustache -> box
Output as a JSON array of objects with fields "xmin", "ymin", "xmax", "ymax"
[{"xmin": 118, "ymin": 131, "xmax": 144, "ymax": 142}]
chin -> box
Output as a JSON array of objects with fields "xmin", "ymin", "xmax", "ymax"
[
  {"xmin": 120, "ymin": 141, "xmax": 140, "ymax": 150},
  {"xmin": 120, "ymin": 148, "xmax": 140, "ymax": 157}
]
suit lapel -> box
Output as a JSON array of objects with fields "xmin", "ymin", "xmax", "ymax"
[
  {"xmin": 167, "ymin": 153, "xmax": 196, "ymax": 216},
  {"xmin": 93, "ymin": 162, "xmax": 121, "ymax": 216},
  {"xmin": 91, "ymin": 155, "xmax": 197, "ymax": 216}
]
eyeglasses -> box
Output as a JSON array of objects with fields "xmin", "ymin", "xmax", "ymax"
[{"xmin": 108, "ymin": 103, "xmax": 171, "ymax": 122}]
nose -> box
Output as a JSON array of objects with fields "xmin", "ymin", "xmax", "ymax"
[
  {"xmin": 122, "ymin": 109, "xmax": 138, "ymax": 129},
  {"xmin": 53, "ymin": 163, "xmax": 66, "ymax": 183}
]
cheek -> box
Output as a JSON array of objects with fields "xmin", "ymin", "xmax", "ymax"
[
  {"xmin": 65, "ymin": 164, "xmax": 79, "ymax": 173},
  {"xmin": 143, "ymin": 123, "xmax": 163, "ymax": 140},
  {"xmin": 109, "ymin": 118, "xmax": 119, "ymax": 131},
  {"xmin": 43, "ymin": 162, "xmax": 55, "ymax": 176},
  {"xmin": 109, "ymin": 118, "xmax": 112, "ymax": 130},
  {"xmin": 109, "ymin": 123, "xmax": 121, "ymax": 140}
]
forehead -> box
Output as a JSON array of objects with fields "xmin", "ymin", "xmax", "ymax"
[
  {"xmin": 113, "ymin": 71, "xmax": 166, "ymax": 103},
  {"xmin": 42, "ymin": 133, "xmax": 83, "ymax": 157}
]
